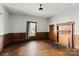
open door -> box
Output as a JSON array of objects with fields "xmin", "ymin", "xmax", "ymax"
[{"xmin": 27, "ymin": 21, "xmax": 37, "ymax": 39}]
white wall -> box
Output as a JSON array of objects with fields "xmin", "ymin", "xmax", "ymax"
[
  {"xmin": 0, "ymin": 3, "xmax": 49, "ymax": 35},
  {"xmin": 49, "ymin": 5, "xmax": 79, "ymax": 35},
  {"xmin": 0, "ymin": 13, "xmax": 4, "ymax": 35},
  {"xmin": 0, "ymin": 4, "xmax": 11, "ymax": 35},
  {"xmin": 0, "ymin": 4, "xmax": 4, "ymax": 51},
  {"xmin": 3, "ymin": 6, "xmax": 11, "ymax": 34},
  {"xmin": 0, "ymin": 4, "xmax": 4, "ymax": 35},
  {"xmin": 10, "ymin": 14, "xmax": 49, "ymax": 33}
]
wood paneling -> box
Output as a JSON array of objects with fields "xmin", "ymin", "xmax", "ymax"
[
  {"xmin": 10, "ymin": 33, "xmax": 27, "ymax": 42},
  {"xmin": 3, "ymin": 33, "xmax": 12, "ymax": 45},
  {"xmin": 10, "ymin": 32, "xmax": 48, "ymax": 40},
  {"xmin": 2, "ymin": 33, "xmax": 79, "ymax": 50},
  {"xmin": 0, "ymin": 32, "xmax": 48, "ymax": 51},
  {"xmin": 36, "ymin": 32, "xmax": 48, "ymax": 39},
  {"xmin": 1, "ymin": 32, "xmax": 48, "ymax": 42},
  {"xmin": 11, "ymin": 33, "xmax": 26, "ymax": 40},
  {"xmin": 0, "ymin": 34, "xmax": 12, "ymax": 51}
]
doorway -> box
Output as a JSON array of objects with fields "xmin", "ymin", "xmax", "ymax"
[
  {"xmin": 27, "ymin": 21, "xmax": 37, "ymax": 39},
  {"xmin": 57, "ymin": 22, "xmax": 74, "ymax": 48}
]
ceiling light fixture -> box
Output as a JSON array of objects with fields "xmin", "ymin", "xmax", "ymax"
[{"xmin": 39, "ymin": 4, "xmax": 43, "ymax": 10}]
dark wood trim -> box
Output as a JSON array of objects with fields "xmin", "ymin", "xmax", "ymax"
[
  {"xmin": 10, "ymin": 33, "xmax": 26, "ymax": 40},
  {"xmin": 57, "ymin": 25, "xmax": 59, "ymax": 42},
  {"xmin": 1, "ymin": 32, "xmax": 48, "ymax": 41},
  {"xmin": 72, "ymin": 23, "xmax": 74, "ymax": 48},
  {"xmin": 36, "ymin": 32, "xmax": 48, "ymax": 39}
]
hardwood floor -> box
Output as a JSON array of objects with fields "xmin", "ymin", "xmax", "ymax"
[{"xmin": 0, "ymin": 40, "xmax": 79, "ymax": 56}]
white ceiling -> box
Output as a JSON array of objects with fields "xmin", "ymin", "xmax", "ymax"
[{"xmin": 3, "ymin": 3, "xmax": 79, "ymax": 18}]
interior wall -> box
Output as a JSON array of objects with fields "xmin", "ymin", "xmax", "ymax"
[
  {"xmin": 49, "ymin": 5, "xmax": 79, "ymax": 49},
  {"xmin": 49, "ymin": 5, "xmax": 79, "ymax": 35},
  {"xmin": 3, "ymin": 6, "xmax": 11, "ymax": 34},
  {"xmin": 10, "ymin": 14, "xmax": 49, "ymax": 33},
  {"xmin": 0, "ymin": 4, "xmax": 4, "ymax": 35},
  {"xmin": 0, "ymin": 4, "xmax": 11, "ymax": 35},
  {"xmin": 0, "ymin": 4, "xmax": 4, "ymax": 51}
]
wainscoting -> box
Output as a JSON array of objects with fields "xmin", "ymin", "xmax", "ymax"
[
  {"xmin": 36, "ymin": 32, "xmax": 48, "ymax": 39},
  {"xmin": 9, "ymin": 33, "xmax": 26, "ymax": 41},
  {"xmin": 0, "ymin": 34, "xmax": 13, "ymax": 51},
  {"xmin": 1, "ymin": 31, "xmax": 79, "ymax": 52},
  {"xmin": 9, "ymin": 32, "xmax": 48, "ymax": 40},
  {"xmin": 0, "ymin": 32, "xmax": 48, "ymax": 51},
  {"xmin": 3, "ymin": 33, "xmax": 12, "ymax": 45}
]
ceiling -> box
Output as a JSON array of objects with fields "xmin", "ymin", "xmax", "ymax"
[{"xmin": 4, "ymin": 3, "xmax": 79, "ymax": 18}]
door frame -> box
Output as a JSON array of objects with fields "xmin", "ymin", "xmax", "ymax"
[{"xmin": 26, "ymin": 21, "xmax": 37, "ymax": 39}]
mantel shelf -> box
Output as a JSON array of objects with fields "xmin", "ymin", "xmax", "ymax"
[{"xmin": 57, "ymin": 30, "xmax": 71, "ymax": 33}]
